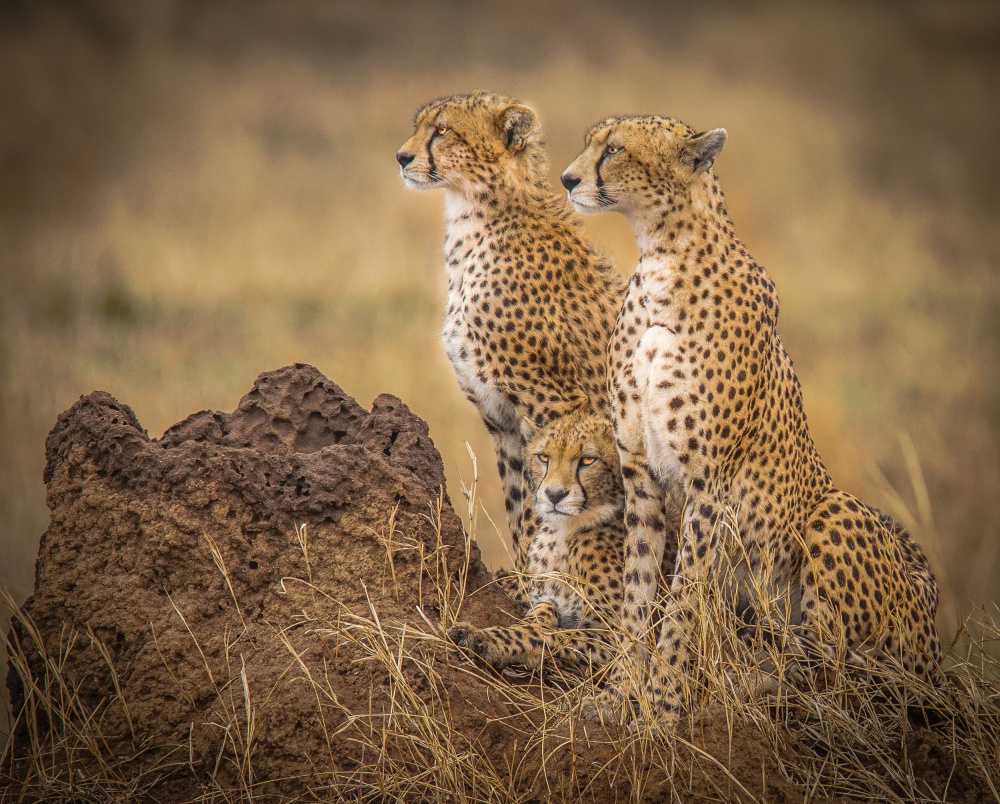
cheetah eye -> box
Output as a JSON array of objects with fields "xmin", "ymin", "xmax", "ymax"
[
  {"xmin": 605, "ymin": 144, "xmax": 623, "ymax": 155},
  {"xmin": 537, "ymin": 454, "xmax": 549, "ymax": 465},
  {"xmin": 580, "ymin": 456, "xmax": 598, "ymax": 467},
  {"xmin": 436, "ymin": 124, "xmax": 450, "ymax": 136}
]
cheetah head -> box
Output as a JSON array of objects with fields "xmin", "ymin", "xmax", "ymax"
[
  {"xmin": 560, "ymin": 115, "xmax": 726, "ymax": 219},
  {"xmin": 396, "ymin": 91, "xmax": 546, "ymax": 198},
  {"xmin": 526, "ymin": 410, "xmax": 623, "ymax": 528}
]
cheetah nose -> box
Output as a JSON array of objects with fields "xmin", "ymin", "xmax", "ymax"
[
  {"xmin": 545, "ymin": 488, "xmax": 568, "ymax": 505},
  {"xmin": 396, "ymin": 151, "xmax": 415, "ymax": 168},
  {"xmin": 560, "ymin": 172, "xmax": 581, "ymax": 192}
]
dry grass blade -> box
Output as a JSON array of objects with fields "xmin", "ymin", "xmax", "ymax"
[
  {"xmin": 85, "ymin": 623, "xmax": 136, "ymax": 742},
  {"xmin": 295, "ymin": 522, "xmax": 314, "ymax": 585},
  {"xmin": 205, "ymin": 531, "xmax": 248, "ymax": 632}
]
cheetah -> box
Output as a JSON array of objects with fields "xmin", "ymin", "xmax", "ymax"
[
  {"xmin": 448, "ymin": 409, "xmax": 635, "ymax": 671},
  {"xmin": 396, "ymin": 92, "xmax": 626, "ymax": 569},
  {"xmin": 560, "ymin": 115, "xmax": 941, "ymax": 719}
]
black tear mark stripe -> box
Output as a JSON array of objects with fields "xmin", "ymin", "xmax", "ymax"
[
  {"xmin": 596, "ymin": 148, "xmax": 615, "ymax": 206},
  {"xmin": 596, "ymin": 150, "xmax": 608, "ymax": 191},
  {"xmin": 427, "ymin": 127, "xmax": 444, "ymax": 178}
]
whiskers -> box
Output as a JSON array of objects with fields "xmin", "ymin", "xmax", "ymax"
[
  {"xmin": 596, "ymin": 187, "xmax": 618, "ymax": 208},
  {"xmin": 567, "ymin": 185, "xmax": 619, "ymax": 213},
  {"xmin": 400, "ymin": 166, "xmax": 446, "ymax": 189}
]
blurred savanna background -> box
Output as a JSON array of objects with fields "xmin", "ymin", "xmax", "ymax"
[{"xmin": 1, "ymin": 0, "xmax": 998, "ymax": 681}]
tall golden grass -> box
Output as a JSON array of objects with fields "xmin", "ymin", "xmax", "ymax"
[{"xmin": 2, "ymin": 0, "xmax": 998, "ymax": 736}]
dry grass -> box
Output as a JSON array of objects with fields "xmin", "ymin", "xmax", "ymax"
[
  {"xmin": 2, "ymin": 0, "xmax": 997, "ymax": 612},
  {"xmin": 2, "ymin": 475, "xmax": 999, "ymax": 802}
]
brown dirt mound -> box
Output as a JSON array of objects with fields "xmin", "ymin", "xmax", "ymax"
[{"xmin": 2, "ymin": 365, "xmax": 988, "ymax": 802}]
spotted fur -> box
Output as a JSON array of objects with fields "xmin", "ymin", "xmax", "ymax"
[
  {"xmin": 397, "ymin": 92, "xmax": 625, "ymax": 567},
  {"xmin": 561, "ymin": 115, "xmax": 941, "ymax": 719},
  {"xmin": 449, "ymin": 410, "xmax": 652, "ymax": 671}
]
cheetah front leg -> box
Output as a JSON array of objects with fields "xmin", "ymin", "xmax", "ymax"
[
  {"xmin": 645, "ymin": 494, "xmax": 727, "ymax": 718},
  {"xmin": 573, "ymin": 455, "xmax": 676, "ymax": 723},
  {"xmin": 488, "ymin": 426, "xmax": 533, "ymax": 573},
  {"xmin": 447, "ymin": 603, "xmax": 615, "ymax": 671},
  {"xmin": 602, "ymin": 320, "xmax": 682, "ymax": 714},
  {"xmin": 619, "ymin": 454, "xmax": 675, "ymax": 665}
]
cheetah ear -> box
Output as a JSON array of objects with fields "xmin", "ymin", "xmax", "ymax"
[
  {"xmin": 496, "ymin": 104, "xmax": 537, "ymax": 153},
  {"xmin": 681, "ymin": 128, "xmax": 727, "ymax": 174},
  {"xmin": 520, "ymin": 416, "xmax": 536, "ymax": 442}
]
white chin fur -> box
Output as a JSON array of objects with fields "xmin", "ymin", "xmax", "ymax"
[
  {"xmin": 568, "ymin": 194, "xmax": 609, "ymax": 215},
  {"xmin": 402, "ymin": 173, "xmax": 439, "ymax": 190}
]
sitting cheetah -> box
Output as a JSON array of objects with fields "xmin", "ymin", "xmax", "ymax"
[
  {"xmin": 396, "ymin": 92, "xmax": 626, "ymax": 568},
  {"xmin": 449, "ymin": 409, "xmax": 640, "ymax": 671},
  {"xmin": 560, "ymin": 115, "xmax": 941, "ymax": 719}
]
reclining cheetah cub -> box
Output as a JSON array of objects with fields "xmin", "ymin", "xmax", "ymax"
[
  {"xmin": 448, "ymin": 409, "xmax": 634, "ymax": 671},
  {"xmin": 561, "ymin": 116, "xmax": 941, "ymax": 718},
  {"xmin": 396, "ymin": 92, "xmax": 625, "ymax": 568}
]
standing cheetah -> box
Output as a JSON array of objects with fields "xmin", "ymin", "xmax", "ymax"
[
  {"xmin": 560, "ymin": 115, "xmax": 941, "ymax": 719},
  {"xmin": 449, "ymin": 409, "xmax": 638, "ymax": 671},
  {"xmin": 396, "ymin": 92, "xmax": 626, "ymax": 568}
]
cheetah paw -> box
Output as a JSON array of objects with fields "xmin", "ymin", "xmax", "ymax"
[
  {"xmin": 577, "ymin": 688, "xmax": 635, "ymax": 724},
  {"xmin": 447, "ymin": 622, "xmax": 500, "ymax": 665}
]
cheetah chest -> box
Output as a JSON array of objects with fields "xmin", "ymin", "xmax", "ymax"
[
  {"xmin": 634, "ymin": 324, "xmax": 692, "ymax": 487},
  {"xmin": 443, "ymin": 311, "xmax": 516, "ymax": 433},
  {"xmin": 527, "ymin": 519, "xmax": 588, "ymax": 629},
  {"xmin": 617, "ymin": 263, "xmax": 696, "ymax": 492},
  {"xmin": 441, "ymin": 195, "xmax": 518, "ymax": 434}
]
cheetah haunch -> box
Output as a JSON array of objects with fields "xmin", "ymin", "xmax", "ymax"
[
  {"xmin": 396, "ymin": 92, "xmax": 625, "ymax": 568},
  {"xmin": 561, "ymin": 115, "xmax": 941, "ymax": 720}
]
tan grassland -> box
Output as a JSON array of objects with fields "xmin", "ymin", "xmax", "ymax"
[{"xmin": 2, "ymin": 0, "xmax": 999, "ymax": 766}]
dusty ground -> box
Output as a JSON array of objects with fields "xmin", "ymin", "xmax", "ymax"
[{"xmin": 3, "ymin": 366, "xmax": 991, "ymax": 801}]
